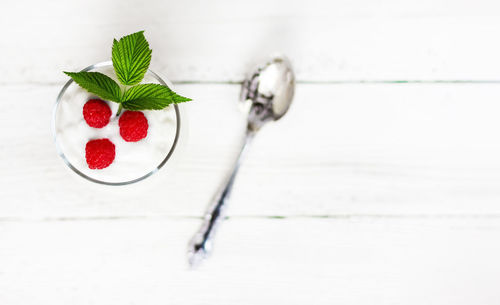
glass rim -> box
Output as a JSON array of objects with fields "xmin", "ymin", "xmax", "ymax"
[{"xmin": 52, "ymin": 61, "xmax": 181, "ymax": 186}]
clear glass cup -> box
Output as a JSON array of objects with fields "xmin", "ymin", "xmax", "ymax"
[{"xmin": 52, "ymin": 61, "xmax": 181, "ymax": 186}]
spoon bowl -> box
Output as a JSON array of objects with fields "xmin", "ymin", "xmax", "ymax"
[{"xmin": 241, "ymin": 56, "xmax": 295, "ymax": 130}]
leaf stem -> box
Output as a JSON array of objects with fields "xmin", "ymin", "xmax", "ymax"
[{"xmin": 116, "ymin": 104, "xmax": 123, "ymax": 116}]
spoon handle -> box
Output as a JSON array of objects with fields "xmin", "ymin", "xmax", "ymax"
[{"xmin": 188, "ymin": 129, "xmax": 256, "ymax": 266}]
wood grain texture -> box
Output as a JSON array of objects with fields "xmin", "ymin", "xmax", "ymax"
[
  {"xmin": 2, "ymin": 83, "xmax": 500, "ymax": 218},
  {"xmin": 2, "ymin": 0, "xmax": 500, "ymax": 303},
  {"xmin": 2, "ymin": 0, "xmax": 500, "ymax": 83},
  {"xmin": 1, "ymin": 218, "xmax": 499, "ymax": 305}
]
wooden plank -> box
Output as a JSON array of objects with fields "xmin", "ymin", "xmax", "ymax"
[
  {"xmin": 1, "ymin": 217, "xmax": 499, "ymax": 304},
  {"xmin": 2, "ymin": 0, "xmax": 500, "ymax": 83},
  {"xmin": 2, "ymin": 83, "xmax": 500, "ymax": 218}
]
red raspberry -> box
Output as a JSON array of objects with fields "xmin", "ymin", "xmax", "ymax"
[
  {"xmin": 85, "ymin": 139, "xmax": 115, "ymax": 169},
  {"xmin": 119, "ymin": 111, "xmax": 149, "ymax": 142},
  {"xmin": 83, "ymin": 99, "xmax": 112, "ymax": 128}
]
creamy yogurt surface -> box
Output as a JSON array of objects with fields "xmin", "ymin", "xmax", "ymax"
[{"xmin": 54, "ymin": 64, "xmax": 178, "ymax": 184}]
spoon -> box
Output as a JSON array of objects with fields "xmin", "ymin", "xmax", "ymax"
[{"xmin": 187, "ymin": 56, "xmax": 295, "ymax": 266}]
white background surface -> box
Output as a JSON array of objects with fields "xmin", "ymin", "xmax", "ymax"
[{"xmin": 1, "ymin": 0, "xmax": 500, "ymax": 304}]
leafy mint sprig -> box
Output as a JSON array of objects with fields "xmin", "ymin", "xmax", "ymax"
[
  {"xmin": 112, "ymin": 31, "xmax": 152, "ymax": 86},
  {"xmin": 64, "ymin": 31, "xmax": 191, "ymax": 115}
]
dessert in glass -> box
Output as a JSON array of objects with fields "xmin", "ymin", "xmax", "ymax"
[{"xmin": 53, "ymin": 61, "xmax": 181, "ymax": 185}]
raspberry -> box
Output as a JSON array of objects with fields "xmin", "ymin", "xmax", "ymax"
[
  {"xmin": 85, "ymin": 139, "xmax": 115, "ymax": 169},
  {"xmin": 83, "ymin": 99, "xmax": 112, "ymax": 128},
  {"xmin": 119, "ymin": 111, "xmax": 149, "ymax": 142}
]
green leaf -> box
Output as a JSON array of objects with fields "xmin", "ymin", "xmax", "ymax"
[
  {"xmin": 122, "ymin": 84, "xmax": 192, "ymax": 110},
  {"xmin": 64, "ymin": 71, "xmax": 122, "ymax": 102},
  {"xmin": 112, "ymin": 31, "xmax": 152, "ymax": 86}
]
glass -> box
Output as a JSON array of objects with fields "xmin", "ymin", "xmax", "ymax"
[{"xmin": 52, "ymin": 61, "xmax": 180, "ymax": 186}]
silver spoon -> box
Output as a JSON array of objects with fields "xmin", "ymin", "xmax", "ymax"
[{"xmin": 187, "ymin": 56, "xmax": 295, "ymax": 267}]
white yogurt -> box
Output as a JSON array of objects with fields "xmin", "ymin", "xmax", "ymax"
[{"xmin": 54, "ymin": 64, "xmax": 178, "ymax": 184}]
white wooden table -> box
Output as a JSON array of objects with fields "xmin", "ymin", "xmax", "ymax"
[{"xmin": 1, "ymin": 0, "xmax": 500, "ymax": 304}]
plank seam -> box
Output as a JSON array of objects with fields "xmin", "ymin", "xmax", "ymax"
[
  {"xmin": 4, "ymin": 80, "xmax": 500, "ymax": 86},
  {"xmin": 2, "ymin": 214, "xmax": 500, "ymax": 223}
]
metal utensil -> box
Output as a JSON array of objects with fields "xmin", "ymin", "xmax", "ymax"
[{"xmin": 187, "ymin": 56, "xmax": 295, "ymax": 266}]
